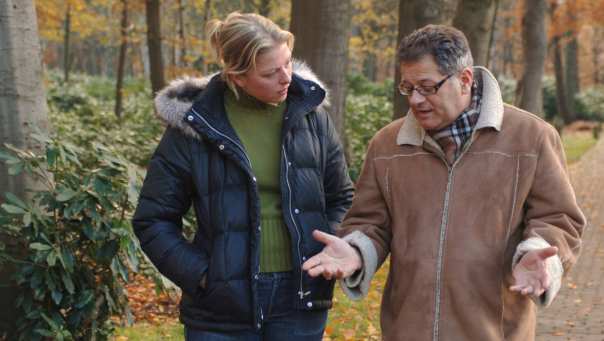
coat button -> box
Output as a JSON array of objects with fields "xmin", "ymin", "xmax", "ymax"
[
  {"xmin": 310, "ymin": 86, "xmax": 316, "ymax": 91},
  {"xmin": 254, "ymin": 274, "xmax": 259, "ymax": 280},
  {"xmin": 287, "ymin": 162, "xmax": 292, "ymax": 166},
  {"xmin": 302, "ymin": 256, "xmax": 307, "ymax": 261},
  {"xmin": 218, "ymin": 144, "xmax": 225, "ymax": 150},
  {"xmin": 187, "ymin": 115, "xmax": 194, "ymax": 121},
  {"xmin": 306, "ymin": 302, "xmax": 313, "ymax": 308},
  {"xmin": 257, "ymin": 323, "xmax": 261, "ymax": 329},
  {"xmin": 294, "ymin": 208, "xmax": 300, "ymax": 214},
  {"xmin": 258, "ymin": 225, "xmax": 261, "ymax": 232},
  {"xmin": 252, "ymin": 177, "xmax": 257, "ymax": 182}
]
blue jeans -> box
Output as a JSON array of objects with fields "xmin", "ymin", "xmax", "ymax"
[{"xmin": 184, "ymin": 272, "xmax": 327, "ymax": 341}]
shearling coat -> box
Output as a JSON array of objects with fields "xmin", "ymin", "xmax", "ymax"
[
  {"xmin": 339, "ymin": 67, "xmax": 585, "ymax": 341},
  {"xmin": 132, "ymin": 62, "xmax": 353, "ymax": 331}
]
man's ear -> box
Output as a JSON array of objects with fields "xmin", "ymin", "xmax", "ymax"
[{"xmin": 459, "ymin": 67, "xmax": 474, "ymax": 94}]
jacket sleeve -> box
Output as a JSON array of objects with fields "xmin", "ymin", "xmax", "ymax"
[
  {"xmin": 336, "ymin": 135, "xmax": 392, "ymax": 299},
  {"xmin": 513, "ymin": 124, "xmax": 586, "ymax": 306},
  {"xmin": 132, "ymin": 127, "xmax": 209, "ymax": 297},
  {"xmin": 320, "ymin": 111, "xmax": 354, "ymax": 231}
]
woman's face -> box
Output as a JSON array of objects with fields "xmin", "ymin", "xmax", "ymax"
[{"xmin": 232, "ymin": 43, "xmax": 293, "ymax": 105}]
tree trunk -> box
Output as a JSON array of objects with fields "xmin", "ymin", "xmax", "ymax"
[
  {"xmin": 564, "ymin": 37, "xmax": 579, "ymax": 121},
  {"xmin": 201, "ymin": 0, "xmax": 212, "ymax": 74},
  {"xmin": 393, "ymin": 0, "xmax": 459, "ymax": 119},
  {"xmin": 63, "ymin": 3, "xmax": 71, "ymax": 82},
  {"xmin": 177, "ymin": 0, "xmax": 187, "ymax": 67},
  {"xmin": 145, "ymin": 0, "xmax": 165, "ymax": 96},
  {"xmin": 553, "ymin": 36, "xmax": 571, "ymax": 122},
  {"xmin": 515, "ymin": 0, "xmax": 547, "ymax": 116},
  {"xmin": 115, "ymin": 0, "xmax": 129, "ymax": 118},
  {"xmin": 452, "ymin": 0, "xmax": 498, "ymax": 67},
  {"xmin": 0, "ymin": 0, "xmax": 49, "ymax": 335},
  {"xmin": 593, "ymin": 27, "xmax": 604, "ymax": 85},
  {"xmin": 290, "ymin": 0, "xmax": 352, "ymax": 145}
]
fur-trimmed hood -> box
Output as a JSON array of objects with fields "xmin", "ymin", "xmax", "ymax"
[{"xmin": 154, "ymin": 60, "xmax": 330, "ymax": 139}]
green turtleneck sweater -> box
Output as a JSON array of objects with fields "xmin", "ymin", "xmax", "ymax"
[{"xmin": 224, "ymin": 90, "xmax": 292, "ymax": 272}]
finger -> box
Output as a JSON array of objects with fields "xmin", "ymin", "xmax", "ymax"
[
  {"xmin": 510, "ymin": 285, "xmax": 525, "ymax": 292},
  {"xmin": 306, "ymin": 264, "xmax": 325, "ymax": 278},
  {"xmin": 536, "ymin": 246, "xmax": 558, "ymax": 260},
  {"xmin": 302, "ymin": 255, "xmax": 323, "ymax": 271},
  {"xmin": 312, "ymin": 229, "xmax": 340, "ymax": 246},
  {"xmin": 521, "ymin": 286, "xmax": 534, "ymax": 295}
]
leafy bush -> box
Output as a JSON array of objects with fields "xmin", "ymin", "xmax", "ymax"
[
  {"xmin": 346, "ymin": 93, "xmax": 392, "ymax": 181},
  {"xmin": 46, "ymin": 71, "xmax": 163, "ymax": 167},
  {"xmin": 576, "ymin": 85, "xmax": 604, "ymax": 122},
  {"xmin": 0, "ymin": 134, "xmax": 143, "ymax": 340}
]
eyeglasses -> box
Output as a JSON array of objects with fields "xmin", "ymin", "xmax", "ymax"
[{"xmin": 398, "ymin": 74, "xmax": 453, "ymax": 96}]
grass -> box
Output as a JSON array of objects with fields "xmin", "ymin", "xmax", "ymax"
[
  {"xmin": 561, "ymin": 130, "xmax": 598, "ymax": 164},
  {"xmin": 114, "ymin": 130, "xmax": 598, "ymax": 340},
  {"xmin": 113, "ymin": 322, "xmax": 183, "ymax": 341}
]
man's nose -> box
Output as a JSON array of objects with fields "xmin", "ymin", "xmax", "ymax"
[{"xmin": 408, "ymin": 89, "xmax": 426, "ymax": 105}]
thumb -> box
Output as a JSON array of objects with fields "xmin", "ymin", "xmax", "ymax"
[
  {"xmin": 312, "ymin": 229, "xmax": 339, "ymax": 246},
  {"xmin": 536, "ymin": 246, "xmax": 558, "ymax": 260}
]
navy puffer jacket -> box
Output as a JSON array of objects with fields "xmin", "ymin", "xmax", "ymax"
[{"xmin": 132, "ymin": 62, "xmax": 354, "ymax": 331}]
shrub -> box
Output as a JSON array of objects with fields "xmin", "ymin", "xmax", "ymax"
[
  {"xmin": 576, "ymin": 85, "xmax": 604, "ymax": 122},
  {"xmin": 0, "ymin": 134, "xmax": 143, "ymax": 340},
  {"xmin": 346, "ymin": 94, "xmax": 392, "ymax": 181}
]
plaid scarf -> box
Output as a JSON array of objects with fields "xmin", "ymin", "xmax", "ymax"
[{"xmin": 430, "ymin": 77, "xmax": 482, "ymax": 164}]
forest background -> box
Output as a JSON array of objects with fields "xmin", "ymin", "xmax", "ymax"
[{"xmin": 1, "ymin": 0, "xmax": 603, "ymax": 340}]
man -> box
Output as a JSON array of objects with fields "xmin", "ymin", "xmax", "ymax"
[{"xmin": 302, "ymin": 25, "xmax": 585, "ymax": 341}]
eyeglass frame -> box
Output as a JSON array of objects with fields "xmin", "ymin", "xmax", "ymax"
[{"xmin": 398, "ymin": 73, "xmax": 454, "ymax": 96}]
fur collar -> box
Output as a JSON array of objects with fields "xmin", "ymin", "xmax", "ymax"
[{"xmin": 154, "ymin": 60, "xmax": 329, "ymax": 139}]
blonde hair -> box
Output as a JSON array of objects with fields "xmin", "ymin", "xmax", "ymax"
[{"xmin": 207, "ymin": 12, "xmax": 294, "ymax": 97}]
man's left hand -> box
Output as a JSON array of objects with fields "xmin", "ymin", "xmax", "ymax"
[{"xmin": 510, "ymin": 246, "xmax": 558, "ymax": 296}]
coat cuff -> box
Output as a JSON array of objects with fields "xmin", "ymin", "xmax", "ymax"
[
  {"xmin": 512, "ymin": 237, "xmax": 564, "ymax": 307},
  {"xmin": 338, "ymin": 231, "xmax": 378, "ymax": 300}
]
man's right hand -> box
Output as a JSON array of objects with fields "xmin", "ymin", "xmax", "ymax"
[{"xmin": 302, "ymin": 230, "xmax": 362, "ymax": 280}]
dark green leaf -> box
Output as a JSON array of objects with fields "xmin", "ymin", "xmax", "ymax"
[
  {"xmin": 46, "ymin": 250, "xmax": 57, "ymax": 267},
  {"xmin": 61, "ymin": 273, "xmax": 75, "ymax": 294},
  {"xmin": 2, "ymin": 203, "xmax": 26, "ymax": 214},
  {"xmin": 75, "ymin": 290, "xmax": 94, "ymax": 309},
  {"xmin": 51, "ymin": 290, "xmax": 63, "ymax": 305},
  {"xmin": 30, "ymin": 242, "xmax": 51, "ymax": 251},
  {"xmin": 56, "ymin": 188, "xmax": 77, "ymax": 202},
  {"xmin": 5, "ymin": 192, "xmax": 27, "ymax": 209}
]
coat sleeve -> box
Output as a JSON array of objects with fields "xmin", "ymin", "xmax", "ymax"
[
  {"xmin": 320, "ymin": 111, "xmax": 354, "ymax": 231},
  {"xmin": 132, "ymin": 127, "xmax": 209, "ymax": 297},
  {"xmin": 336, "ymin": 135, "xmax": 393, "ymax": 299},
  {"xmin": 513, "ymin": 124, "xmax": 586, "ymax": 306}
]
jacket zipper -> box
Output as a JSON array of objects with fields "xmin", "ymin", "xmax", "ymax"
[
  {"xmin": 190, "ymin": 107, "xmax": 264, "ymax": 325},
  {"xmin": 282, "ymin": 146, "xmax": 307, "ymax": 300},
  {"xmin": 190, "ymin": 108, "xmax": 253, "ymax": 169},
  {"xmin": 432, "ymin": 136, "xmax": 476, "ymax": 341},
  {"xmin": 433, "ymin": 166, "xmax": 453, "ymax": 341}
]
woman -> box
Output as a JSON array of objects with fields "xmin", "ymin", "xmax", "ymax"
[{"xmin": 132, "ymin": 12, "xmax": 353, "ymax": 340}]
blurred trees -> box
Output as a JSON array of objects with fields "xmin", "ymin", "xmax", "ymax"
[{"xmin": 29, "ymin": 0, "xmax": 604, "ymax": 122}]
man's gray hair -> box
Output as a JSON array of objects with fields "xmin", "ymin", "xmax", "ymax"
[{"xmin": 398, "ymin": 25, "xmax": 473, "ymax": 75}]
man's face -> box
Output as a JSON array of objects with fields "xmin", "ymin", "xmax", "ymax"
[
  {"xmin": 400, "ymin": 55, "xmax": 472, "ymax": 131},
  {"xmin": 232, "ymin": 42, "xmax": 293, "ymax": 105}
]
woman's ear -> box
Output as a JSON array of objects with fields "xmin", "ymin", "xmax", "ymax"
[{"xmin": 230, "ymin": 73, "xmax": 246, "ymax": 89}]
